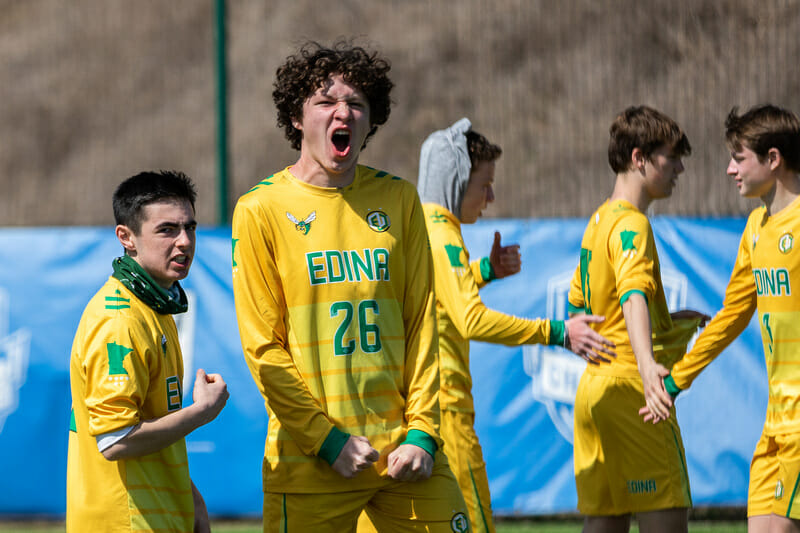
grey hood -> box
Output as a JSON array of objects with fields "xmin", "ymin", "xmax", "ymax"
[{"xmin": 417, "ymin": 117, "xmax": 472, "ymax": 219}]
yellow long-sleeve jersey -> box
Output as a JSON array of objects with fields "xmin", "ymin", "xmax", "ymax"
[
  {"xmin": 568, "ymin": 199, "xmax": 685, "ymax": 377},
  {"xmin": 67, "ymin": 277, "xmax": 192, "ymax": 532},
  {"xmin": 423, "ymin": 204, "xmax": 561, "ymax": 413},
  {"xmin": 671, "ymin": 196, "xmax": 800, "ymax": 435},
  {"xmin": 232, "ymin": 165, "xmax": 440, "ymax": 493}
]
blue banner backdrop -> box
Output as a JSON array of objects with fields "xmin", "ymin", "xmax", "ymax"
[{"xmin": 0, "ymin": 217, "xmax": 760, "ymax": 517}]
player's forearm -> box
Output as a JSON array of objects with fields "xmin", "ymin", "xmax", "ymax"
[
  {"xmin": 461, "ymin": 300, "xmax": 553, "ymax": 345},
  {"xmin": 402, "ymin": 301, "xmax": 442, "ymax": 444},
  {"xmin": 670, "ymin": 296, "xmax": 755, "ymax": 390},
  {"xmin": 670, "ymin": 255, "xmax": 757, "ymax": 390},
  {"xmin": 622, "ymin": 293, "xmax": 657, "ymax": 369},
  {"xmin": 101, "ymin": 402, "xmax": 209, "ymax": 460}
]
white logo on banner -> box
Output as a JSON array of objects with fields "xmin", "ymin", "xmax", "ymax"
[
  {"xmin": 522, "ymin": 269, "xmax": 688, "ymax": 444},
  {"xmin": 0, "ymin": 288, "xmax": 31, "ymax": 434}
]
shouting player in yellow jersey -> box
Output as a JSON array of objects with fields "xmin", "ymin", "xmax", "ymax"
[
  {"xmin": 641, "ymin": 105, "xmax": 800, "ymax": 533},
  {"xmin": 568, "ymin": 107, "xmax": 708, "ymax": 533},
  {"xmin": 67, "ymin": 171, "xmax": 229, "ymax": 533},
  {"xmin": 232, "ymin": 41, "xmax": 469, "ymax": 532},
  {"xmin": 367, "ymin": 117, "xmax": 615, "ymax": 533}
]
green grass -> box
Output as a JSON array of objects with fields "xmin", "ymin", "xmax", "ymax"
[{"xmin": 0, "ymin": 519, "xmax": 748, "ymax": 532}]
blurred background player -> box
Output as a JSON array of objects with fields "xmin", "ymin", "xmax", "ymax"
[
  {"xmin": 231, "ymin": 41, "xmax": 470, "ymax": 532},
  {"xmin": 642, "ymin": 104, "xmax": 800, "ymax": 533},
  {"xmin": 387, "ymin": 117, "xmax": 617, "ymax": 533},
  {"xmin": 567, "ymin": 106, "xmax": 707, "ymax": 533},
  {"xmin": 67, "ymin": 170, "xmax": 229, "ymax": 533}
]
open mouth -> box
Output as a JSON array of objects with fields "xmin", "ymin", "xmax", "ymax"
[{"xmin": 332, "ymin": 129, "xmax": 351, "ymax": 154}]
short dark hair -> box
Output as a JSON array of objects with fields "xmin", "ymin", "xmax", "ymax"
[
  {"xmin": 113, "ymin": 170, "xmax": 197, "ymax": 234},
  {"xmin": 607, "ymin": 106, "xmax": 691, "ymax": 173},
  {"xmin": 465, "ymin": 129, "xmax": 502, "ymax": 168},
  {"xmin": 273, "ymin": 40, "xmax": 393, "ymax": 151},
  {"xmin": 726, "ymin": 104, "xmax": 800, "ymax": 173}
]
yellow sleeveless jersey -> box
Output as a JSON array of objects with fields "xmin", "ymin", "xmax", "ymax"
[
  {"xmin": 672, "ymin": 196, "xmax": 800, "ymax": 435},
  {"xmin": 568, "ymin": 199, "xmax": 681, "ymax": 377},
  {"xmin": 67, "ymin": 277, "xmax": 192, "ymax": 532},
  {"xmin": 423, "ymin": 204, "xmax": 559, "ymax": 413},
  {"xmin": 232, "ymin": 165, "xmax": 440, "ymax": 493}
]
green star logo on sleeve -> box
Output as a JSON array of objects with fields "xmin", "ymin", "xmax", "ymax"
[
  {"xmin": 444, "ymin": 244, "xmax": 465, "ymax": 267},
  {"xmin": 620, "ymin": 230, "xmax": 638, "ymax": 252},
  {"xmin": 107, "ymin": 342, "xmax": 133, "ymax": 377}
]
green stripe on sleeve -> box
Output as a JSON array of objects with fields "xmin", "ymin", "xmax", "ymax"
[
  {"xmin": 479, "ymin": 256, "xmax": 496, "ymax": 282},
  {"xmin": 401, "ymin": 429, "xmax": 438, "ymax": 458},
  {"xmin": 318, "ymin": 426, "xmax": 350, "ymax": 465},
  {"xmin": 664, "ymin": 374, "xmax": 682, "ymax": 398},
  {"xmin": 548, "ymin": 320, "xmax": 565, "ymax": 346},
  {"xmin": 567, "ymin": 302, "xmax": 585, "ymax": 314},
  {"xmin": 619, "ymin": 289, "xmax": 648, "ymax": 306}
]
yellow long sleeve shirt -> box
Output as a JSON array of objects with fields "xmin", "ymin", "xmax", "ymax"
[
  {"xmin": 232, "ymin": 165, "xmax": 441, "ymax": 493},
  {"xmin": 423, "ymin": 204, "xmax": 562, "ymax": 413},
  {"xmin": 671, "ymin": 196, "xmax": 800, "ymax": 435}
]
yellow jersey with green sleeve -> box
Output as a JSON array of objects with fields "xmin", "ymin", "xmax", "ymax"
[
  {"xmin": 67, "ymin": 277, "xmax": 191, "ymax": 533},
  {"xmin": 423, "ymin": 204, "xmax": 562, "ymax": 413},
  {"xmin": 671, "ymin": 197, "xmax": 800, "ymax": 435},
  {"xmin": 567, "ymin": 199, "xmax": 675, "ymax": 377},
  {"xmin": 232, "ymin": 165, "xmax": 440, "ymax": 493}
]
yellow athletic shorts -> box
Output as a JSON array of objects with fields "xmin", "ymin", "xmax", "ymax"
[
  {"xmin": 573, "ymin": 371, "xmax": 692, "ymax": 515},
  {"xmin": 440, "ymin": 409, "xmax": 495, "ymax": 533},
  {"xmin": 748, "ymin": 432, "xmax": 800, "ymax": 519},
  {"xmin": 265, "ymin": 450, "xmax": 470, "ymax": 533}
]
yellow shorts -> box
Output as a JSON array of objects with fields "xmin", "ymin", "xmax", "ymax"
[
  {"xmin": 440, "ymin": 409, "xmax": 495, "ymax": 533},
  {"xmin": 748, "ymin": 432, "xmax": 800, "ymax": 519},
  {"xmin": 573, "ymin": 371, "xmax": 691, "ymax": 515},
  {"xmin": 264, "ymin": 451, "xmax": 470, "ymax": 533}
]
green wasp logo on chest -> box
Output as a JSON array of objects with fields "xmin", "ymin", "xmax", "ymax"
[{"xmin": 286, "ymin": 211, "xmax": 316, "ymax": 235}]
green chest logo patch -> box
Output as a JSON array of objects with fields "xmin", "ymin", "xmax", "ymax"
[
  {"xmin": 287, "ymin": 211, "xmax": 316, "ymax": 235},
  {"xmin": 366, "ymin": 210, "xmax": 391, "ymax": 232},
  {"xmin": 450, "ymin": 512, "xmax": 469, "ymax": 532},
  {"xmin": 779, "ymin": 232, "xmax": 793, "ymax": 254}
]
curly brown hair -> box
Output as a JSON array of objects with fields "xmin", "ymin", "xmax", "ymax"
[
  {"xmin": 465, "ymin": 129, "xmax": 502, "ymax": 167},
  {"xmin": 273, "ymin": 40, "xmax": 394, "ymax": 151}
]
